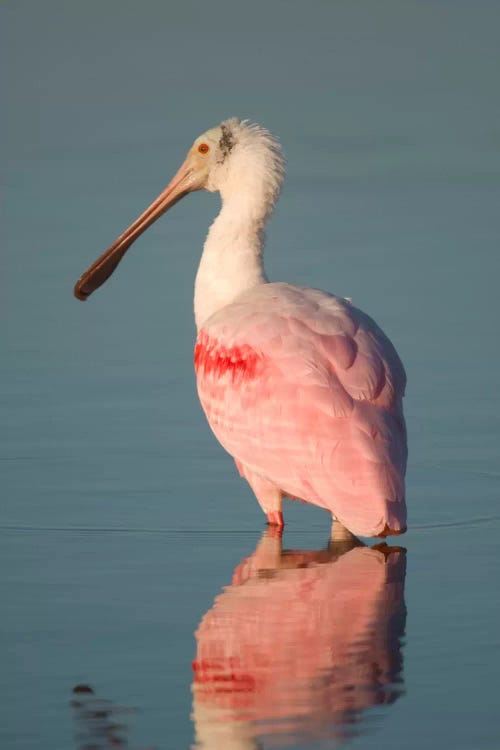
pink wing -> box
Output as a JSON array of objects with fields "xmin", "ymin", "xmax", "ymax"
[{"xmin": 194, "ymin": 283, "xmax": 407, "ymax": 536}]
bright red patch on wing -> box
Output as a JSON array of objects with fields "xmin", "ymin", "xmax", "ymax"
[{"xmin": 194, "ymin": 331, "xmax": 262, "ymax": 382}]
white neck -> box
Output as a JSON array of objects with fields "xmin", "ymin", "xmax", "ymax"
[{"xmin": 194, "ymin": 193, "xmax": 269, "ymax": 329}]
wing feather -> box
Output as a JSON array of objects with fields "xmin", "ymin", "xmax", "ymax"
[{"xmin": 195, "ymin": 283, "xmax": 407, "ymax": 535}]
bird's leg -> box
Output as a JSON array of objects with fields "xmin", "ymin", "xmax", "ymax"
[
  {"xmin": 330, "ymin": 516, "xmax": 358, "ymax": 543},
  {"xmin": 329, "ymin": 516, "xmax": 364, "ymax": 556},
  {"xmin": 266, "ymin": 510, "xmax": 284, "ymax": 529},
  {"xmin": 235, "ymin": 461, "xmax": 284, "ymax": 528}
]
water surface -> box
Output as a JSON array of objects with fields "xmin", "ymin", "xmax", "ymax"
[{"xmin": 2, "ymin": 1, "xmax": 500, "ymax": 748}]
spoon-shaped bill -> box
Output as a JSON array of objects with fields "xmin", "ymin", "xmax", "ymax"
[{"xmin": 74, "ymin": 160, "xmax": 195, "ymax": 301}]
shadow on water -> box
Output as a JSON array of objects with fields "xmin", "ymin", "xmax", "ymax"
[{"xmin": 191, "ymin": 531, "xmax": 407, "ymax": 749}]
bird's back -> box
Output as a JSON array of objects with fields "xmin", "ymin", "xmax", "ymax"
[{"xmin": 194, "ymin": 283, "xmax": 407, "ymax": 537}]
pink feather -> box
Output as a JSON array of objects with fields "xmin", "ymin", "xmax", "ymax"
[{"xmin": 195, "ymin": 283, "xmax": 407, "ymax": 537}]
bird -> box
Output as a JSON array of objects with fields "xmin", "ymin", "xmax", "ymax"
[{"xmin": 74, "ymin": 118, "xmax": 408, "ymax": 538}]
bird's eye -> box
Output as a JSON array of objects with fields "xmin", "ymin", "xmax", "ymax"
[{"xmin": 198, "ymin": 143, "xmax": 210, "ymax": 154}]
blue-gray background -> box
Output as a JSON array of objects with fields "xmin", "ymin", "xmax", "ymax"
[{"xmin": 2, "ymin": 1, "xmax": 499, "ymax": 748}]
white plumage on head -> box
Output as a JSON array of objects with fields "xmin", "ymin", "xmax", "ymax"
[{"xmin": 206, "ymin": 118, "xmax": 285, "ymax": 218}]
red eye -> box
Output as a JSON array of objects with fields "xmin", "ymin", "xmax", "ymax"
[{"xmin": 198, "ymin": 143, "xmax": 209, "ymax": 154}]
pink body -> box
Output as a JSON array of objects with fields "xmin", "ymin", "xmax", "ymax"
[{"xmin": 195, "ymin": 283, "xmax": 407, "ymax": 538}]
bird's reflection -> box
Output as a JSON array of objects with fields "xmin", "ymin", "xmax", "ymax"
[{"xmin": 192, "ymin": 530, "xmax": 407, "ymax": 749}]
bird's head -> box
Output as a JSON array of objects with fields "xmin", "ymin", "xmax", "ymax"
[{"xmin": 74, "ymin": 118, "xmax": 284, "ymax": 301}]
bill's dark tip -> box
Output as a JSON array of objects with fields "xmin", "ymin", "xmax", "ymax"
[{"xmin": 74, "ymin": 282, "xmax": 89, "ymax": 301}]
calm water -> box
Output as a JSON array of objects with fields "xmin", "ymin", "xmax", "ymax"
[{"xmin": 2, "ymin": 1, "xmax": 500, "ymax": 748}]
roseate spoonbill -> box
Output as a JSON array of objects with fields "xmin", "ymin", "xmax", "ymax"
[
  {"xmin": 74, "ymin": 118, "xmax": 407, "ymax": 537},
  {"xmin": 192, "ymin": 531, "xmax": 406, "ymax": 748}
]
